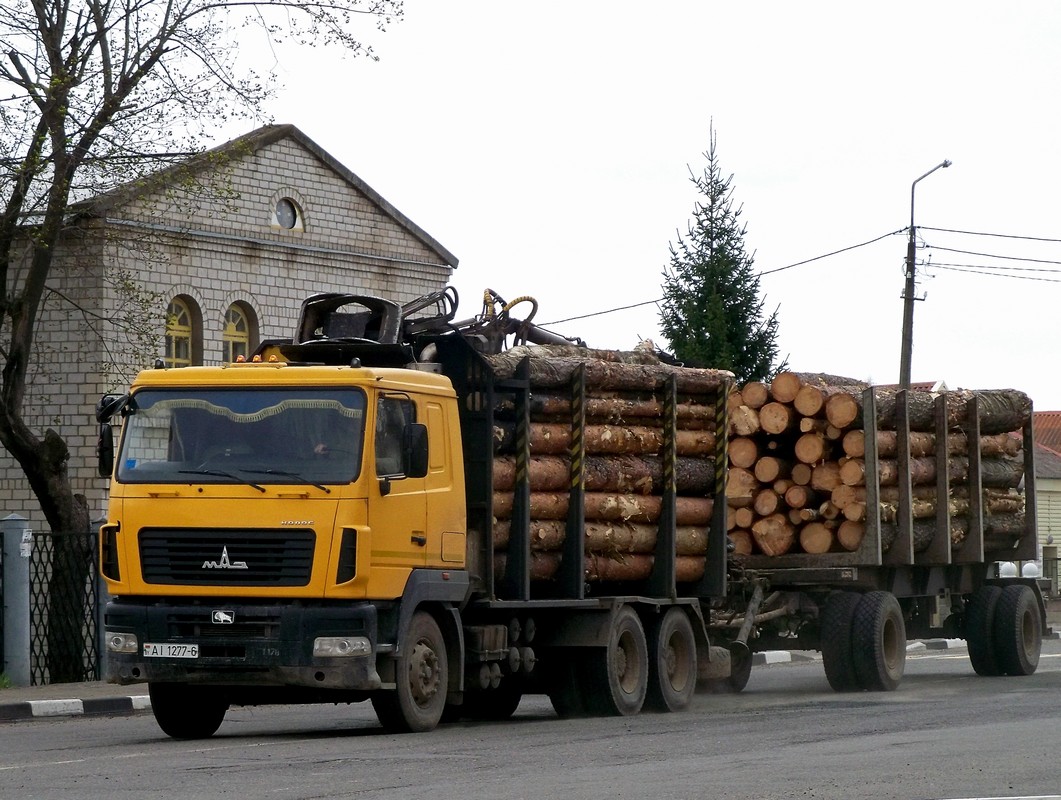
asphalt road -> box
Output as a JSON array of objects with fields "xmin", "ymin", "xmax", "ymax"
[{"xmin": 2, "ymin": 641, "xmax": 1060, "ymax": 800}]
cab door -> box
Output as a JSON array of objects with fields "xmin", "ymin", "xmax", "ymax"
[{"xmin": 367, "ymin": 395, "xmax": 428, "ymax": 589}]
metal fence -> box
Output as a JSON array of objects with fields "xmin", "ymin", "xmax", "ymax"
[{"xmin": 28, "ymin": 530, "xmax": 100, "ymax": 685}]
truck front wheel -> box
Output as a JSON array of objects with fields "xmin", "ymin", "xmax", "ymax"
[
  {"xmin": 372, "ymin": 611, "xmax": 448, "ymax": 733},
  {"xmin": 149, "ymin": 683, "xmax": 228, "ymax": 740}
]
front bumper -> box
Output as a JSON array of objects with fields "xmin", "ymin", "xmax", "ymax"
[{"xmin": 104, "ymin": 599, "xmax": 383, "ymax": 692}]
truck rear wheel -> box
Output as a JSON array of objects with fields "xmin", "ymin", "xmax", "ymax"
[
  {"xmin": 820, "ymin": 591, "xmax": 862, "ymax": 692},
  {"xmin": 584, "ymin": 605, "xmax": 648, "ymax": 716},
  {"xmin": 645, "ymin": 607, "xmax": 696, "ymax": 712},
  {"xmin": 850, "ymin": 591, "xmax": 906, "ymax": 691},
  {"xmin": 371, "ymin": 611, "xmax": 448, "ymax": 733},
  {"xmin": 994, "ymin": 584, "xmax": 1041, "ymax": 676},
  {"xmin": 965, "ymin": 585, "xmax": 1003, "ymax": 676},
  {"xmin": 149, "ymin": 683, "xmax": 228, "ymax": 740}
]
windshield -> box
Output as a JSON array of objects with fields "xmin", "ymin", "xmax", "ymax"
[{"xmin": 116, "ymin": 387, "xmax": 366, "ymax": 486}]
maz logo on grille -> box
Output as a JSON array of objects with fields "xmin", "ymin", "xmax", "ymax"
[
  {"xmin": 202, "ymin": 546, "xmax": 248, "ymax": 570},
  {"xmin": 212, "ymin": 610, "xmax": 235, "ymax": 624}
]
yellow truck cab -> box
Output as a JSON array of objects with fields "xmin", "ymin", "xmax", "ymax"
[{"xmin": 100, "ymin": 297, "xmax": 475, "ymax": 736}]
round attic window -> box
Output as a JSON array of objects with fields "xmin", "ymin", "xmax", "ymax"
[{"xmin": 275, "ymin": 198, "xmax": 299, "ymax": 229}]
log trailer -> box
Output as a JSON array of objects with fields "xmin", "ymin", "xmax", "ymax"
[{"xmin": 96, "ymin": 289, "xmax": 1046, "ymax": 739}]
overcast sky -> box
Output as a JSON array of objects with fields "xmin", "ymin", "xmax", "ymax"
[{"xmin": 243, "ymin": 2, "xmax": 1061, "ymax": 408}]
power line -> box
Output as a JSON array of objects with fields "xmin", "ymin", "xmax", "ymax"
[
  {"xmin": 921, "ymin": 225, "xmax": 1061, "ymax": 244},
  {"xmin": 926, "ymin": 245, "xmax": 1061, "ymax": 267},
  {"xmin": 543, "ymin": 228, "xmax": 904, "ymax": 325},
  {"xmin": 932, "ymin": 264, "xmax": 1061, "ymax": 283},
  {"xmin": 758, "ymin": 228, "xmax": 905, "ymax": 276},
  {"xmin": 544, "ymin": 224, "xmax": 1061, "ymax": 328}
]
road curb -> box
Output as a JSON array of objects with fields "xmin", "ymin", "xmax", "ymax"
[{"xmin": 0, "ymin": 694, "xmax": 150, "ymax": 723}]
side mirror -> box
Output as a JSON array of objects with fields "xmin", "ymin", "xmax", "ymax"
[
  {"xmin": 403, "ymin": 423, "xmax": 429, "ymax": 478},
  {"xmin": 96, "ymin": 393, "xmax": 128, "ymax": 423},
  {"xmin": 97, "ymin": 423, "xmax": 115, "ymax": 478}
]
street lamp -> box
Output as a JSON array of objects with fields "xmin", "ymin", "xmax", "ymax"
[{"xmin": 898, "ymin": 159, "xmax": 952, "ymax": 391}]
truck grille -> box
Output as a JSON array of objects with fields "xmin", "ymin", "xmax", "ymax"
[{"xmin": 139, "ymin": 528, "xmax": 315, "ymax": 586}]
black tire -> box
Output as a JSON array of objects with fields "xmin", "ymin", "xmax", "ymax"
[
  {"xmin": 148, "ymin": 683, "xmax": 228, "ymax": 740},
  {"xmin": 965, "ymin": 585, "xmax": 1003, "ymax": 676},
  {"xmin": 584, "ymin": 605, "xmax": 649, "ymax": 716},
  {"xmin": 645, "ymin": 607, "xmax": 697, "ymax": 712},
  {"xmin": 371, "ymin": 611, "xmax": 448, "ymax": 733},
  {"xmin": 724, "ymin": 642, "xmax": 753, "ymax": 693},
  {"xmin": 850, "ymin": 591, "xmax": 906, "ymax": 691},
  {"xmin": 993, "ymin": 584, "xmax": 1042, "ymax": 676},
  {"xmin": 820, "ymin": 591, "xmax": 863, "ymax": 692}
]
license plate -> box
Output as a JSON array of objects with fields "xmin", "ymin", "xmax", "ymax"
[{"xmin": 143, "ymin": 643, "xmax": 199, "ymax": 659}]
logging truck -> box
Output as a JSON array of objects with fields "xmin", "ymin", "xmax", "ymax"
[{"xmin": 96, "ymin": 289, "xmax": 1046, "ymax": 739}]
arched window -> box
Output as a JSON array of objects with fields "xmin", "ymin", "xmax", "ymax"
[
  {"xmin": 223, "ymin": 304, "xmax": 251, "ymax": 363},
  {"xmin": 165, "ymin": 298, "xmax": 193, "ymax": 368}
]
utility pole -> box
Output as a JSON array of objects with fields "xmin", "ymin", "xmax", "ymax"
[{"xmin": 899, "ymin": 159, "xmax": 951, "ymax": 391}]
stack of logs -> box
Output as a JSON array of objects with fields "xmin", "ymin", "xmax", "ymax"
[
  {"xmin": 726, "ymin": 372, "xmax": 1030, "ymax": 558},
  {"xmin": 487, "ymin": 345, "xmax": 730, "ymax": 583}
]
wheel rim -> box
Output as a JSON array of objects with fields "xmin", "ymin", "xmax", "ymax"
[
  {"xmin": 1019, "ymin": 606, "xmax": 1036, "ymax": 656},
  {"xmin": 617, "ymin": 630, "xmax": 639, "ymax": 693},
  {"xmin": 664, "ymin": 630, "xmax": 692, "ymax": 692},
  {"xmin": 882, "ymin": 616, "xmax": 902, "ymax": 673},
  {"xmin": 409, "ymin": 639, "xmax": 441, "ymax": 708}
]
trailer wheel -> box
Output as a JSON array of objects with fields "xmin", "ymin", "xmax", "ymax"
[
  {"xmin": 993, "ymin": 584, "xmax": 1041, "ymax": 676},
  {"xmin": 851, "ymin": 591, "xmax": 906, "ymax": 691},
  {"xmin": 645, "ymin": 607, "xmax": 697, "ymax": 712},
  {"xmin": 149, "ymin": 683, "xmax": 228, "ymax": 740},
  {"xmin": 585, "ymin": 605, "xmax": 649, "ymax": 716},
  {"xmin": 965, "ymin": 585, "xmax": 1003, "ymax": 676},
  {"xmin": 820, "ymin": 591, "xmax": 863, "ymax": 692},
  {"xmin": 371, "ymin": 611, "xmax": 448, "ymax": 733}
]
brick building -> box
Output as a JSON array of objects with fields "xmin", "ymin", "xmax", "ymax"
[{"xmin": 2, "ymin": 124, "xmax": 457, "ymax": 527}]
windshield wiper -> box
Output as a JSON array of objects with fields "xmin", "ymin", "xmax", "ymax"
[
  {"xmin": 178, "ymin": 469, "xmax": 266, "ymax": 493},
  {"xmin": 244, "ymin": 469, "xmax": 332, "ymax": 493}
]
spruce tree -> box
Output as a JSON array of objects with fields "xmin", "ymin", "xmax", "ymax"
[{"xmin": 659, "ymin": 126, "xmax": 785, "ymax": 384}]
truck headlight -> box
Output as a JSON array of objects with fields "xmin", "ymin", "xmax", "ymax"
[
  {"xmin": 106, "ymin": 632, "xmax": 138, "ymax": 654},
  {"xmin": 313, "ymin": 636, "xmax": 372, "ymax": 657}
]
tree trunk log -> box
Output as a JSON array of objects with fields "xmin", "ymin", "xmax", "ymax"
[
  {"xmin": 751, "ymin": 513, "xmax": 796, "ymax": 556},
  {"xmin": 842, "ymin": 429, "xmax": 1023, "ymax": 459},
  {"xmin": 726, "ymin": 467, "xmax": 759, "ymax": 508},
  {"xmin": 759, "ymin": 401, "xmax": 798, "ymax": 434},
  {"xmin": 799, "ymin": 521, "xmax": 837, "ymax": 554},
  {"xmin": 770, "ymin": 372, "xmax": 803, "ymax": 403},
  {"xmin": 753, "ymin": 455, "xmax": 791, "ymax": 483},
  {"xmin": 730, "ymin": 404, "xmax": 761, "ymax": 436},
  {"xmin": 837, "ymin": 520, "xmax": 865, "ymax": 551},
  {"xmin": 794, "ymin": 432, "xmax": 830, "ymax": 464},
  {"xmin": 492, "ymin": 491, "xmax": 713, "ymax": 524},
  {"xmin": 728, "ymin": 529, "xmax": 754, "ymax": 555},
  {"xmin": 486, "ymin": 351, "xmax": 732, "ymax": 394},
  {"xmin": 753, "ymin": 488, "xmax": 784, "ymax": 516},
  {"xmin": 740, "ymin": 381, "xmax": 770, "ymax": 409},
  {"xmin": 729, "ymin": 437, "xmax": 759, "ymax": 469}
]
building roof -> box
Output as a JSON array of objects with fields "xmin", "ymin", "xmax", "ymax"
[
  {"xmin": 1035, "ymin": 441, "xmax": 1061, "ymax": 479},
  {"xmin": 1034, "ymin": 411, "xmax": 1061, "ymax": 456},
  {"xmin": 73, "ymin": 124, "xmax": 459, "ymax": 268}
]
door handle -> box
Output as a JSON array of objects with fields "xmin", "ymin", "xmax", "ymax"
[{"xmin": 411, "ymin": 534, "xmax": 427, "ymax": 547}]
